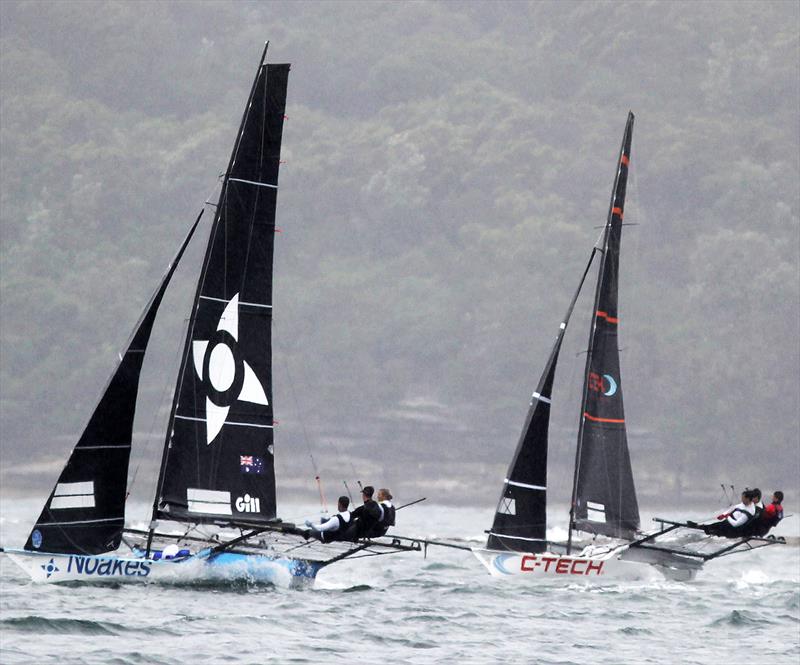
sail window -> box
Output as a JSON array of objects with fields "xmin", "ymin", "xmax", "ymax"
[
  {"xmin": 498, "ymin": 497, "xmax": 516, "ymax": 515},
  {"xmin": 587, "ymin": 501, "xmax": 607, "ymax": 523},
  {"xmin": 50, "ymin": 481, "xmax": 95, "ymax": 510},
  {"xmin": 187, "ymin": 488, "xmax": 232, "ymax": 515}
]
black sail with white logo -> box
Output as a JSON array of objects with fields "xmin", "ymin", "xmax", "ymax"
[
  {"xmin": 569, "ymin": 112, "xmax": 640, "ymax": 541},
  {"xmin": 487, "ymin": 251, "xmax": 597, "ymax": 553},
  {"xmin": 154, "ymin": 52, "xmax": 289, "ymax": 525},
  {"xmin": 23, "ymin": 212, "xmax": 203, "ymax": 555}
]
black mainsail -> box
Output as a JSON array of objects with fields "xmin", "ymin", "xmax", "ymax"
[
  {"xmin": 569, "ymin": 112, "xmax": 640, "ymax": 544},
  {"xmin": 154, "ymin": 48, "xmax": 289, "ymax": 526},
  {"xmin": 24, "ymin": 212, "xmax": 204, "ymax": 555},
  {"xmin": 486, "ymin": 252, "xmax": 597, "ymax": 552}
]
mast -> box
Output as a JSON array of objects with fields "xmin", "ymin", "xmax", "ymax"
[
  {"xmin": 567, "ymin": 112, "xmax": 638, "ymax": 553},
  {"xmin": 152, "ymin": 46, "xmax": 290, "ymax": 527},
  {"xmin": 486, "ymin": 247, "xmax": 597, "ymax": 552},
  {"xmin": 23, "ymin": 209, "xmax": 204, "ymax": 555}
]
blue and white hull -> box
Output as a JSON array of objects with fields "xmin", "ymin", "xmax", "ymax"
[{"xmin": 3, "ymin": 548, "xmax": 324, "ymax": 588}]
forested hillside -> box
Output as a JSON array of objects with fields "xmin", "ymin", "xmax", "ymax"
[{"xmin": 1, "ymin": 1, "xmax": 797, "ymax": 509}]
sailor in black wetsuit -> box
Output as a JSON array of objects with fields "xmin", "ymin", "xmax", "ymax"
[
  {"xmin": 370, "ymin": 488, "xmax": 396, "ymax": 538},
  {"xmin": 305, "ymin": 496, "xmax": 352, "ymax": 543},
  {"xmin": 751, "ymin": 488, "xmax": 764, "ymax": 519},
  {"xmin": 343, "ymin": 486, "xmax": 382, "ymax": 541}
]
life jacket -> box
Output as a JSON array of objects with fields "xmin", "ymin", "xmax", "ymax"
[
  {"xmin": 342, "ymin": 500, "xmax": 381, "ymax": 540},
  {"xmin": 320, "ymin": 511, "xmax": 351, "ymax": 543},
  {"xmin": 367, "ymin": 501, "xmax": 396, "ymax": 538},
  {"xmin": 334, "ymin": 511, "xmax": 352, "ymax": 529},
  {"xmin": 726, "ymin": 503, "xmax": 755, "ymax": 528},
  {"xmin": 379, "ymin": 501, "xmax": 395, "ymax": 528},
  {"xmin": 761, "ymin": 504, "xmax": 783, "ymax": 528}
]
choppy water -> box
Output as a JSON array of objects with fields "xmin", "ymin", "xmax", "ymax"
[{"xmin": 1, "ymin": 499, "xmax": 798, "ymax": 664}]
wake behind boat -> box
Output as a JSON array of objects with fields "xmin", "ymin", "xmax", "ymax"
[{"xmin": 1, "ymin": 44, "xmax": 419, "ymax": 588}]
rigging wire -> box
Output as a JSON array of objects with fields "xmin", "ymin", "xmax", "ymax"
[
  {"xmin": 315, "ymin": 474, "xmax": 328, "ymax": 513},
  {"xmin": 273, "ymin": 290, "xmax": 361, "ymax": 494},
  {"xmin": 279, "ymin": 351, "xmax": 323, "ymax": 493}
]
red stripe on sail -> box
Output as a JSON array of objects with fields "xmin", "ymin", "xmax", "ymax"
[
  {"xmin": 595, "ymin": 310, "xmax": 619, "ymax": 324},
  {"xmin": 583, "ymin": 412, "xmax": 625, "ymax": 424}
]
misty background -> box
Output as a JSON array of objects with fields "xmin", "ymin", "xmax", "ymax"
[{"xmin": 0, "ymin": 1, "xmax": 798, "ymax": 518}]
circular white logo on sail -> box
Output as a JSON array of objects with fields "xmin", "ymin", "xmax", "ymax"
[
  {"xmin": 191, "ymin": 293, "xmax": 269, "ymax": 444},
  {"xmin": 208, "ymin": 344, "xmax": 236, "ymax": 392}
]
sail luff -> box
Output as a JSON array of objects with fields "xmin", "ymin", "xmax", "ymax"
[
  {"xmin": 486, "ymin": 247, "xmax": 597, "ymax": 552},
  {"xmin": 154, "ymin": 54, "xmax": 290, "ymax": 527},
  {"xmin": 568, "ymin": 112, "xmax": 638, "ymax": 549},
  {"xmin": 24, "ymin": 209, "xmax": 205, "ymax": 555}
]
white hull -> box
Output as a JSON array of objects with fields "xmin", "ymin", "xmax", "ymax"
[
  {"xmin": 472, "ymin": 545, "xmax": 699, "ymax": 582},
  {"xmin": 3, "ymin": 548, "xmax": 323, "ymax": 589}
]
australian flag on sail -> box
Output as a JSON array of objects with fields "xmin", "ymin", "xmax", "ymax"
[{"xmin": 240, "ymin": 455, "xmax": 264, "ymax": 475}]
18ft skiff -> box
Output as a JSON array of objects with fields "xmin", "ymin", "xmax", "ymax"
[
  {"xmin": 471, "ymin": 113, "xmax": 783, "ymax": 581},
  {"xmin": 2, "ymin": 45, "xmax": 419, "ymax": 587}
]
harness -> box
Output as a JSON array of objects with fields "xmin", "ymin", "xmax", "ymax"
[
  {"xmin": 727, "ymin": 506, "xmax": 754, "ymax": 526},
  {"xmin": 335, "ymin": 512, "xmax": 351, "ymax": 529}
]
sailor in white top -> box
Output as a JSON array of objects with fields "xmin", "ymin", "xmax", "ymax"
[
  {"xmin": 703, "ymin": 490, "xmax": 756, "ymax": 537},
  {"xmin": 305, "ymin": 496, "xmax": 352, "ymax": 543},
  {"xmin": 723, "ymin": 492, "xmax": 756, "ymax": 528}
]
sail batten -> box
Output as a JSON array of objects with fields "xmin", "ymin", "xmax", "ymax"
[
  {"xmin": 569, "ymin": 112, "xmax": 640, "ymax": 545},
  {"xmin": 154, "ymin": 56, "xmax": 290, "ymax": 526}
]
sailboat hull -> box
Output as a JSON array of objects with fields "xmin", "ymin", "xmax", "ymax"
[
  {"xmin": 471, "ymin": 546, "xmax": 698, "ymax": 582},
  {"xmin": 3, "ymin": 548, "xmax": 324, "ymax": 589}
]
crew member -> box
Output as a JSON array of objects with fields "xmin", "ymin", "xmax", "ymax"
[
  {"xmin": 751, "ymin": 488, "xmax": 764, "ymax": 517},
  {"xmin": 703, "ymin": 489, "xmax": 756, "ymax": 537},
  {"xmin": 369, "ymin": 488, "xmax": 396, "ymax": 538},
  {"xmin": 305, "ymin": 496, "xmax": 351, "ymax": 543},
  {"xmin": 744, "ymin": 490, "xmax": 784, "ymax": 537},
  {"xmin": 344, "ymin": 486, "xmax": 382, "ymax": 540}
]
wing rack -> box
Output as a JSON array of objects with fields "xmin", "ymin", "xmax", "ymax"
[{"xmin": 626, "ymin": 518, "xmax": 787, "ymax": 562}]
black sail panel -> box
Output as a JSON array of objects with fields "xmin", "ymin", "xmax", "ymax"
[
  {"xmin": 571, "ymin": 112, "xmax": 640, "ymax": 540},
  {"xmin": 486, "ymin": 356, "xmax": 558, "ymax": 553},
  {"xmin": 24, "ymin": 212, "xmax": 204, "ymax": 555},
  {"xmin": 155, "ymin": 59, "xmax": 289, "ymax": 526},
  {"xmin": 487, "ymin": 250, "xmax": 597, "ymax": 553}
]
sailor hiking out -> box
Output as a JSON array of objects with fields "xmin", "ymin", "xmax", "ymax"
[
  {"xmin": 702, "ymin": 490, "xmax": 757, "ymax": 537},
  {"xmin": 372, "ymin": 488, "xmax": 396, "ymax": 538},
  {"xmin": 742, "ymin": 490, "xmax": 784, "ymax": 537},
  {"xmin": 341, "ymin": 485, "xmax": 397, "ymax": 541},
  {"xmin": 305, "ymin": 496, "xmax": 352, "ymax": 543}
]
